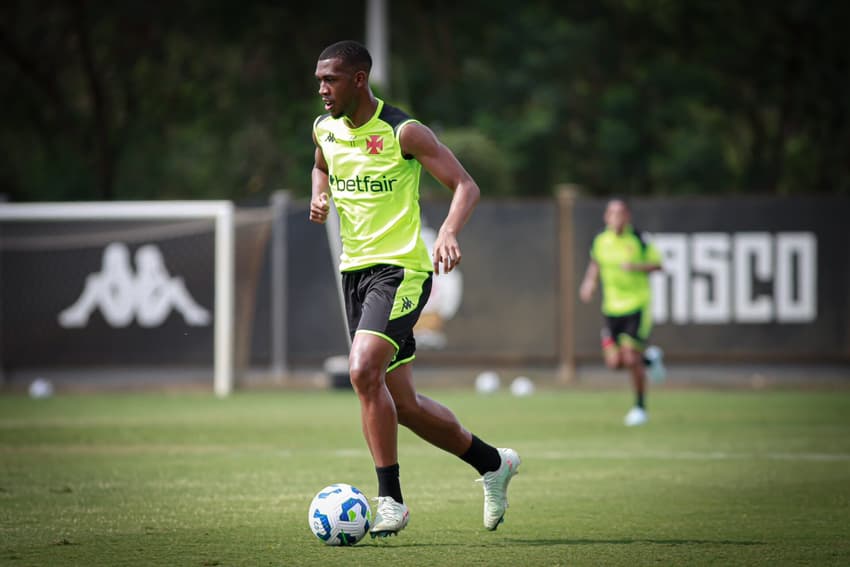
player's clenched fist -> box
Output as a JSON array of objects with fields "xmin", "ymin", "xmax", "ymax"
[{"xmin": 309, "ymin": 193, "xmax": 330, "ymax": 224}]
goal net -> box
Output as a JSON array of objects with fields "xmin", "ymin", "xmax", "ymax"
[{"xmin": 0, "ymin": 201, "xmax": 270, "ymax": 397}]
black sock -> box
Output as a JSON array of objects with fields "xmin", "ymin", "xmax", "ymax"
[
  {"xmin": 460, "ymin": 435, "xmax": 502, "ymax": 475},
  {"xmin": 636, "ymin": 392, "xmax": 645, "ymax": 409},
  {"xmin": 376, "ymin": 464, "xmax": 403, "ymax": 504}
]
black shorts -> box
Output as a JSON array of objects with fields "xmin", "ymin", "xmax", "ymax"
[
  {"xmin": 342, "ymin": 265, "xmax": 433, "ymax": 371},
  {"xmin": 601, "ymin": 306, "xmax": 652, "ymax": 350}
]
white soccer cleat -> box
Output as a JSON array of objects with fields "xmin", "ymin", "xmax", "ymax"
[
  {"xmin": 624, "ymin": 406, "xmax": 649, "ymax": 427},
  {"xmin": 477, "ymin": 447, "xmax": 521, "ymax": 531},
  {"xmin": 370, "ymin": 496, "xmax": 410, "ymax": 538},
  {"xmin": 644, "ymin": 345, "xmax": 666, "ymax": 383}
]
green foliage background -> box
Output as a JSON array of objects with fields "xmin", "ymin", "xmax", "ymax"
[{"xmin": 2, "ymin": 1, "xmax": 848, "ymax": 202}]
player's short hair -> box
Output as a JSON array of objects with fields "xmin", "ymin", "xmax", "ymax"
[
  {"xmin": 319, "ymin": 40, "xmax": 372, "ymax": 74},
  {"xmin": 607, "ymin": 196, "xmax": 631, "ymax": 211}
]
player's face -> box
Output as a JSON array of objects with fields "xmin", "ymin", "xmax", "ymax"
[
  {"xmin": 315, "ymin": 58, "xmax": 356, "ymax": 119},
  {"xmin": 604, "ymin": 201, "xmax": 630, "ymax": 233}
]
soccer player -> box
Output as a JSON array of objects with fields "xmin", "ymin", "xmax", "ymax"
[
  {"xmin": 579, "ymin": 198, "xmax": 666, "ymax": 427},
  {"xmin": 308, "ymin": 40, "xmax": 520, "ymax": 537}
]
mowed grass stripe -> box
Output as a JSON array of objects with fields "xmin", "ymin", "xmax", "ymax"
[{"xmin": 1, "ymin": 388, "xmax": 848, "ymax": 566}]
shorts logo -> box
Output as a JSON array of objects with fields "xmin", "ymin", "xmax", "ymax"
[
  {"xmin": 401, "ymin": 297, "xmax": 413, "ymax": 311},
  {"xmin": 366, "ymin": 135, "xmax": 383, "ymax": 154}
]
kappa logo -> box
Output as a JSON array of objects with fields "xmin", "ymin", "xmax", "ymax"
[
  {"xmin": 366, "ymin": 135, "xmax": 383, "ymax": 154},
  {"xmin": 401, "ymin": 297, "xmax": 413, "ymax": 311},
  {"xmin": 324, "ymin": 131, "xmax": 359, "ymax": 147},
  {"xmin": 58, "ymin": 242, "xmax": 211, "ymax": 329}
]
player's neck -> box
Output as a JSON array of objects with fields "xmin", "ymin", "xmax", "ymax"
[{"xmin": 344, "ymin": 91, "xmax": 379, "ymax": 129}]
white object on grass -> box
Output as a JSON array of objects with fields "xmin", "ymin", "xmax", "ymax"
[
  {"xmin": 28, "ymin": 378, "xmax": 54, "ymax": 399},
  {"xmin": 510, "ymin": 376, "xmax": 535, "ymax": 397},
  {"xmin": 475, "ymin": 371, "xmax": 501, "ymax": 394}
]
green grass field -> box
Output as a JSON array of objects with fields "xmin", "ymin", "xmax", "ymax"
[{"xmin": 1, "ymin": 387, "xmax": 849, "ymax": 566}]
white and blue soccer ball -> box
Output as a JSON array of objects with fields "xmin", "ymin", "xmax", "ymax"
[{"xmin": 308, "ymin": 483, "xmax": 371, "ymax": 546}]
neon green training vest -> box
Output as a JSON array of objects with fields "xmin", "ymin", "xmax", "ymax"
[
  {"xmin": 590, "ymin": 225, "xmax": 661, "ymax": 316},
  {"xmin": 313, "ymin": 98, "xmax": 433, "ymax": 273}
]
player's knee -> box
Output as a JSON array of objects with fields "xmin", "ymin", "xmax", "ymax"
[
  {"xmin": 347, "ymin": 359, "xmax": 383, "ymax": 395},
  {"xmin": 603, "ymin": 353, "xmax": 621, "ymax": 370},
  {"xmin": 394, "ymin": 394, "xmax": 423, "ymax": 427},
  {"xmin": 621, "ymin": 350, "xmax": 640, "ymax": 368},
  {"xmin": 394, "ymin": 400, "xmax": 415, "ymax": 427}
]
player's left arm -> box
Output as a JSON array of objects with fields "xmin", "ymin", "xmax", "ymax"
[
  {"xmin": 624, "ymin": 241, "xmax": 663, "ymax": 273},
  {"xmin": 626, "ymin": 261, "xmax": 663, "ymax": 273},
  {"xmin": 399, "ymin": 122, "xmax": 480, "ymax": 275}
]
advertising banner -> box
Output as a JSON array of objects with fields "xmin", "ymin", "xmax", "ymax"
[
  {"xmin": 1, "ymin": 220, "xmax": 216, "ymax": 368},
  {"xmin": 2, "ymin": 195, "xmax": 846, "ymax": 383},
  {"xmin": 572, "ymin": 196, "xmax": 849, "ymax": 361}
]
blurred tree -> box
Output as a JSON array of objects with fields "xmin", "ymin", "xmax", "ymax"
[
  {"xmin": 421, "ymin": 127, "xmax": 513, "ymax": 198},
  {"xmin": 0, "ymin": 0, "xmax": 847, "ymax": 201},
  {"xmin": 0, "ymin": 0, "xmax": 358, "ymax": 201},
  {"xmin": 393, "ymin": 0, "xmax": 850, "ymax": 196}
]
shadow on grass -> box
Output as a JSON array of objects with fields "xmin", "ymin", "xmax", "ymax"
[
  {"xmin": 361, "ymin": 537, "xmax": 765, "ymax": 548},
  {"xmin": 504, "ymin": 537, "xmax": 765, "ymax": 547}
]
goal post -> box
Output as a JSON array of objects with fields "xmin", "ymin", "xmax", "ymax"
[{"xmin": 0, "ymin": 201, "xmax": 235, "ymax": 397}]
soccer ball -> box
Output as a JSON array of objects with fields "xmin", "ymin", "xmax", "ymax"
[
  {"xmin": 308, "ymin": 483, "xmax": 371, "ymax": 546},
  {"xmin": 475, "ymin": 371, "xmax": 500, "ymax": 394},
  {"xmin": 510, "ymin": 376, "xmax": 535, "ymax": 397}
]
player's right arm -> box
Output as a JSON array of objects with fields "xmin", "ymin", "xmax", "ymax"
[
  {"xmin": 309, "ymin": 130, "xmax": 330, "ymax": 224},
  {"xmin": 579, "ymin": 259, "xmax": 599, "ymax": 303}
]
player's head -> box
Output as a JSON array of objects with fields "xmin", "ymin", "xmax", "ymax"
[
  {"xmin": 315, "ymin": 40, "xmax": 372, "ymax": 119},
  {"xmin": 604, "ymin": 198, "xmax": 631, "ymax": 234},
  {"xmin": 319, "ymin": 40, "xmax": 372, "ymax": 74}
]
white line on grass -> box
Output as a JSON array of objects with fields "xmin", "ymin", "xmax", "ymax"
[
  {"xmin": 533, "ymin": 450, "xmax": 850, "ymax": 462},
  {"xmin": 326, "ymin": 449, "xmax": 850, "ymax": 462},
  {"xmin": 330, "ymin": 448, "xmax": 850, "ymax": 462},
  {"xmin": 4, "ymin": 445, "xmax": 846, "ymax": 462}
]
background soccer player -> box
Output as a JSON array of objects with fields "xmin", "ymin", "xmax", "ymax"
[
  {"xmin": 308, "ymin": 40, "xmax": 520, "ymax": 537},
  {"xmin": 579, "ymin": 198, "xmax": 665, "ymax": 426}
]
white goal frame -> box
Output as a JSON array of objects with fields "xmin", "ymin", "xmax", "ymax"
[{"xmin": 0, "ymin": 201, "xmax": 235, "ymax": 397}]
